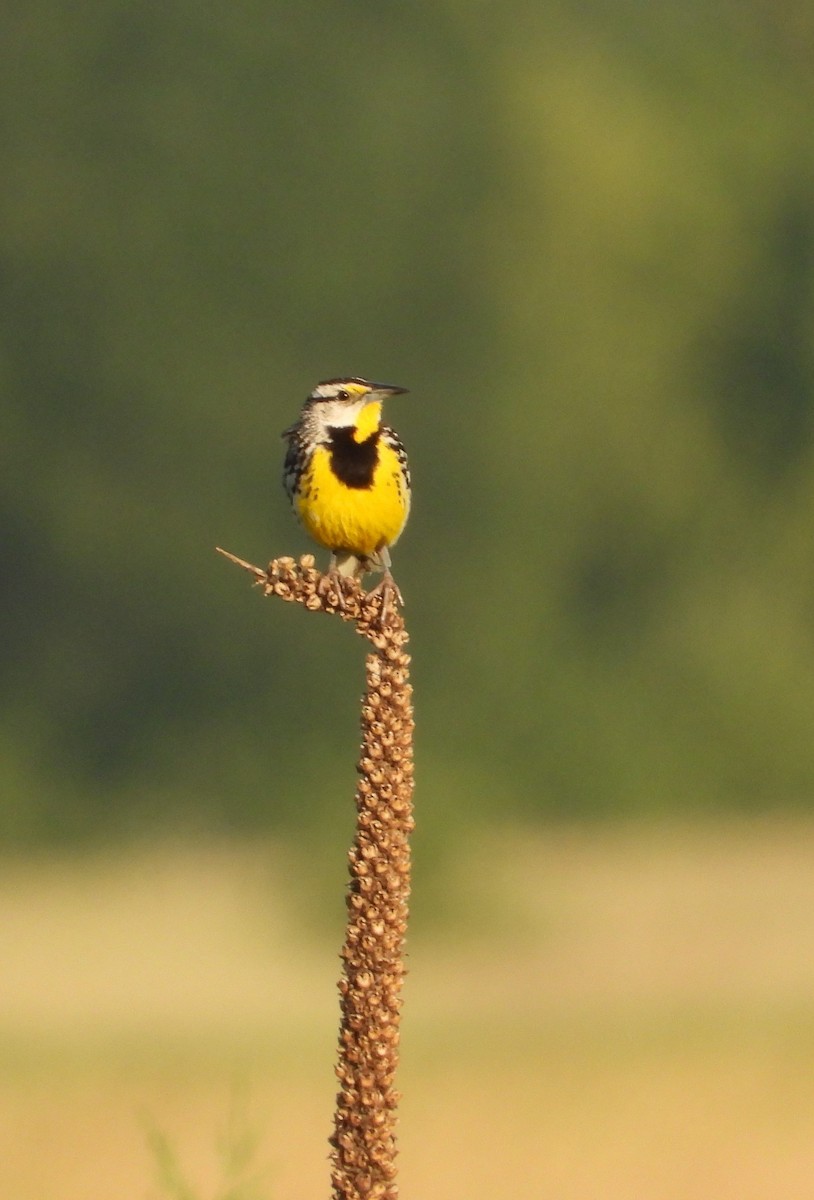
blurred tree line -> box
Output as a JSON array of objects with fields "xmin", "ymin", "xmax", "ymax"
[{"xmin": 2, "ymin": 1, "xmax": 814, "ymax": 846}]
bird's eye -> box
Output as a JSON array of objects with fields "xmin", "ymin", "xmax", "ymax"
[{"xmin": 338, "ymin": 389, "xmax": 350, "ymax": 401}]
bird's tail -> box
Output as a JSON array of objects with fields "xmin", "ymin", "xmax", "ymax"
[
  {"xmin": 332, "ymin": 550, "xmax": 387, "ymax": 578},
  {"xmin": 333, "ymin": 552, "xmax": 364, "ymax": 578}
]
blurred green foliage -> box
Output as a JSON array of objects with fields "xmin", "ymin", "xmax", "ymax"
[{"xmin": 2, "ymin": 1, "xmax": 814, "ymax": 845}]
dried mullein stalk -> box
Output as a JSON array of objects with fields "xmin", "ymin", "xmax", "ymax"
[{"xmin": 217, "ymin": 549, "xmax": 414, "ymax": 1200}]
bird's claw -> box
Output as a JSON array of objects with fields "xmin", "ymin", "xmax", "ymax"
[
  {"xmin": 366, "ymin": 572, "xmax": 403, "ymax": 623},
  {"xmin": 318, "ymin": 568, "xmax": 347, "ymax": 611}
]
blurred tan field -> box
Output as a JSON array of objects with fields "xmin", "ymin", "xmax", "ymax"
[{"xmin": 3, "ymin": 816, "xmax": 814, "ymax": 1200}]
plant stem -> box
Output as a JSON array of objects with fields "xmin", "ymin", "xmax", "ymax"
[{"xmin": 217, "ymin": 550, "xmax": 414, "ymax": 1200}]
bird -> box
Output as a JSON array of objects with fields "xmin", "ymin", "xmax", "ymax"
[{"xmin": 281, "ymin": 377, "xmax": 410, "ymax": 612}]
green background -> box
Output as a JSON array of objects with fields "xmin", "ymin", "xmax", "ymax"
[{"xmin": 3, "ymin": 1, "xmax": 814, "ymax": 847}]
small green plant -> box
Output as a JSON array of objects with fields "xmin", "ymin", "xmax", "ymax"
[{"xmin": 144, "ymin": 1091, "xmax": 266, "ymax": 1200}]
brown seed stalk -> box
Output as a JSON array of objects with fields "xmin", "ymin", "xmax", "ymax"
[{"xmin": 217, "ymin": 549, "xmax": 414, "ymax": 1200}]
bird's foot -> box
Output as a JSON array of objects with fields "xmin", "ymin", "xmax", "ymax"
[
  {"xmin": 366, "ymin": 571, "xmax": 403, "ymax": 623},
  {"xmin": 318, "ymin": 566, "xmax": 348, "ymax": 611}
]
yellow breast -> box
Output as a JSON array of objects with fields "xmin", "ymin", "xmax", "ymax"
[{"xmin": 296, "ymin": 439, "xmax": 409, "ymax": 557}]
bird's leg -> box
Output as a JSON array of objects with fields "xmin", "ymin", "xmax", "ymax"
[
  {"xmin": 366, "ymin": 548, "xmax": 403, "ymax": 621},
  {"xmin": 318, "ymin": 553, "xmax": 347, "ymax": 610}
]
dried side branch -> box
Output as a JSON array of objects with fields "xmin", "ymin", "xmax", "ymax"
[
  {"xmin": 218, "ymin": 549, "xmax": 414, "ymax": 1200},
  {"xmin": 216, "ymin": 548, "xmax": 400, "ymax": 636}
]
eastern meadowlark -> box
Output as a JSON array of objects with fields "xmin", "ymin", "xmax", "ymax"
[{"xmin": 282, "ymin": 377, "xmax": 410, "ymax": 609}]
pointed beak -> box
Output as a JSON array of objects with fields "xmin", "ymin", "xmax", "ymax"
[{"xmin": 367, "ymin": 382, "xmax": 409, "ymax": 400}]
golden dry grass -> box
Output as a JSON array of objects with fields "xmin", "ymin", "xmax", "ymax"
[{"xmin": 2, "ymin": 817, "xmax": 814, "ymax": 1199}]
